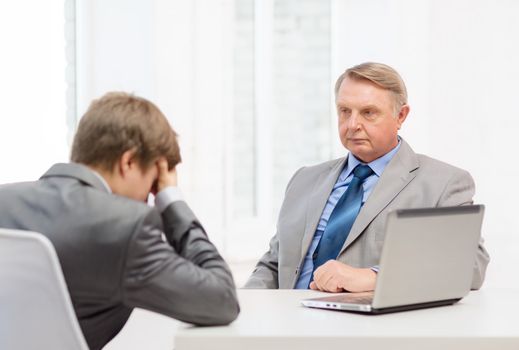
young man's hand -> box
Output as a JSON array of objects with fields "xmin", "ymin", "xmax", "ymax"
[{"xmin": 155, "ymin": 158, "xmax": 177, "ymax": 193}]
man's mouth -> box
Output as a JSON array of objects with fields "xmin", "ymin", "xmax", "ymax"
[{"xmin": 348, "ymin": 138, "xmax": 367, "ymax": 142}]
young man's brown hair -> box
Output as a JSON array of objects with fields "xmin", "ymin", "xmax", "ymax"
[{"xmin": 71, "ymin": 92, "xmax": 181, "ymax": 171}]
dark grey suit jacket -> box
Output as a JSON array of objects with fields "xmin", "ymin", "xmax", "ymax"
[
  {"xmin": 245, "ymin": 139, "xmax": 489, "ymax": 290},
  {"xmin": 0, "ymin": 163, "xmax": 239, "ymax": 350}
]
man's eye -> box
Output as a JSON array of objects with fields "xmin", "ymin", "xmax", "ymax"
[{"xmin": 363, "ymin": 110, "xmax": 375, "ymax": 118}]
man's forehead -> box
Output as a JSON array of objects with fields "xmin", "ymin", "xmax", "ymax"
[{"xmin": 336, "ymin": 78, "xmax": 393, "ymax": 106}]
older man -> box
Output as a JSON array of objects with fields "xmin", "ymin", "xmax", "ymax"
[
  {"xmin": 245, "ymin": 62, "xmax": 489, "ymax": 292},
  {"xmin": 0, "ymin": 92, "xmax": 239, "ymax": 350}
]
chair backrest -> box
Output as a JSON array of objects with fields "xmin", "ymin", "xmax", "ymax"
[{"xmin": 0, "ymin": 228, "xmax": 89, "ymax": 350}]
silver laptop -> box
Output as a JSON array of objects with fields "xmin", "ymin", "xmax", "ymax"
[{"xmin": 301, "ymin": 205, "xmax": 484, "ymax": 314}]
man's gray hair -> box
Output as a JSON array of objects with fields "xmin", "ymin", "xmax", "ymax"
[{"xmin": 335, "ymin": 62, "xmax": 408, "ymax": 114}]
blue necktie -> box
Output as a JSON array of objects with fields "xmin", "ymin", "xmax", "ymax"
[{"xmin": 310, "ymin": 164, "xmax": 374, "ymax": 283}]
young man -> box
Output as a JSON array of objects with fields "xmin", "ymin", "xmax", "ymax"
[{"xmin": 0, "ymin": 92, "xmax": 239, "ymax": 350}]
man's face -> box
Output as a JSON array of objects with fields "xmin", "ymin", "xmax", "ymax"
[{"xmin": 336, "ymin": 77, "xmax": 408, "ymax": 163}]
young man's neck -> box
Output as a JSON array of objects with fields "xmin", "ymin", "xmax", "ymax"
[{"xmin": 86, "ymin": 164, "xmax": 114, "ymax": 193}]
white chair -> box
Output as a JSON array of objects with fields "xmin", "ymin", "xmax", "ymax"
[{"xmin": 0, "ymin": 228, "xmax": 89, "ymax": 350}]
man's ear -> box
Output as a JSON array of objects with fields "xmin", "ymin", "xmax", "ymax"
[
  {"xmin": 117, "ymin": 149, "xmax": 138, "ymax": 178},
  {"xmin": 396, "ymin": 104, "xmax": 410, "ymax": 129}
]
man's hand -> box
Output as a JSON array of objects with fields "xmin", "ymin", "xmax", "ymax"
[
  {"xmin": 309, "ymin": 260, "xmax": 377, "ymax": 293},
  {"xmin": 155, "ymin": 158, "xmax": 177, "ymax": 193}
]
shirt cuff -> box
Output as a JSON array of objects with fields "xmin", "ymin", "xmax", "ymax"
[
  {"xmin": 370, "ymin": 265, "xmax": 380, "ymax": 274},
  {"xmin": 155, "ymin": 186, "xmax": 184, "ymax": 212}
]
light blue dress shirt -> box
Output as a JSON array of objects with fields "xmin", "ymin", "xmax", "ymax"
[{"xmin": 295, "ymin": 140, "xmax": 401, "ymax": 289}]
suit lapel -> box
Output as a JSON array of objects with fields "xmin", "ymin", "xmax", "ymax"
[
  {"xmin": 300, "ymin": 158, "xmax": 346, "ymax": 257},
  {"xmin": 339, "ymin": 140, "xmax": 420, "ymax": 253}
]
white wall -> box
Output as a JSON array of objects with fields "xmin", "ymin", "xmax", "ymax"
[
  {"xmin": 332, "ymin": 0, "xmax": 519, "ymax": 288},
  {"xmin": 0, "ymin": 1, "xmax": 68, "ymax": 183},
  {"xmin": 76, "ymin": 0, "xmax": 155, "ymax": 113}
]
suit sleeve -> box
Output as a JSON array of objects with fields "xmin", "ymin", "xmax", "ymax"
[
  {"xmin": 122, "ymin": 201, "xmax": 239, "ymax": 325},
  {"xmin": 437, "ymin": 169, "xmax": 490, "ymax": 290},
  {"xmin": 244, "ymin": 166, "xmax": 306, "ymax": 289}
]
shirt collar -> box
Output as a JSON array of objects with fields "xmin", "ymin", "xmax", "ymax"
[
  {"xmin": 90, "ymin": 169, "xmax": 112, "ymax": 193},
  {"xmin": 340, "ymin": 137, "xmax": 402, "ymax": 181}
]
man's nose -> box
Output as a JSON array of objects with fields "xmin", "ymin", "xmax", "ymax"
[{"xmin": 347, "ymin": 112, "xmax": 361, "ymax": 129}]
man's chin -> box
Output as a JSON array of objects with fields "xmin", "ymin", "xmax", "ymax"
[
  {"xmin": 345, "ymin": 144, "xmax": 374, "ymax": 163},
  {"xmin": 346, "ymin": 141, "xmax": 370, "ymax": 151}
]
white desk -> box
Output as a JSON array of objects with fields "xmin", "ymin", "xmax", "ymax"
[{"xmin": 175, "ymin": 288, "xmax": 519, "ymax": 350}]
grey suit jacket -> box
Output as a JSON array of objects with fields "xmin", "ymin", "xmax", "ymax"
[
  {"xmin": 0, "ymin": 163, "xmax": 239, "ymax": 350},
  {"xmin": 245, "ymin": 139, "xmax": 489, "ymax": 290}
]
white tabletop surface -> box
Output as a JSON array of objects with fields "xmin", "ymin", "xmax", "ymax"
[{"xmin": 174, "ymin": 288, "xmax": 519, "ymax": 350}]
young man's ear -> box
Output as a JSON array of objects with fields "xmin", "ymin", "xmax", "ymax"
[{"xmin": 118, "ymin": 149, "xmax": 138, "ymax": 178}]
